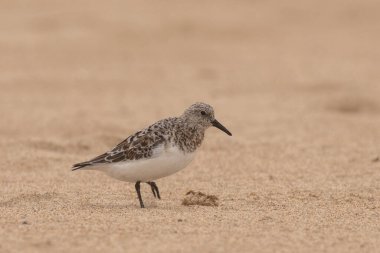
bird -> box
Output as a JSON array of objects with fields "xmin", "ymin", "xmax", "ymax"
[{"xmin": 72, "ymin": 102, "xmax": 232, "ymax": 208}]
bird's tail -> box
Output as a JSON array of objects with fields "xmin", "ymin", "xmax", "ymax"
[
  {"xmin": 72, "ymin": 152, "xmax": 108, "ymax": 171},
  {"xmin": 72, "ymin": 162, "xmax": 92, "ymax": 171}
]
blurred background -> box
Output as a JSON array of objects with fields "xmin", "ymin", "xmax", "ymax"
[
  {"xmin": 1, "ymin": 0, "xmax": 380, "ymax": 252},
  {"xmin": 2, "ymin": 0, "xmax": 379, "ymax": 137}
]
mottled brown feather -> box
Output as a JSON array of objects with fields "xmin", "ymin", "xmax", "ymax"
[{"xmin": 72, "ymin": 103, "xmax": 219, "ymax": 170}]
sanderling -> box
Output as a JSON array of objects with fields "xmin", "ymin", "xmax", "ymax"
[{"xmin": 72, "ymin": 102, "xmax": 232, "ymax": 208}]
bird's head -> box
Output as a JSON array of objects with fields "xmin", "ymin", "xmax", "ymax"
[{"xmin": 182, "ymin": 102, "xmax": 232, "ymax": 136}]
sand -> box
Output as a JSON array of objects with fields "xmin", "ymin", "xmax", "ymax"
[{"xmin": 1, "ymin": 0, "xmax": 380, "ymax": 252}]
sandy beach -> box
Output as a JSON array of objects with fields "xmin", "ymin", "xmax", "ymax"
[{"xmin": 1, "ymin": 0, "xmax": 380, "ymax": 252}]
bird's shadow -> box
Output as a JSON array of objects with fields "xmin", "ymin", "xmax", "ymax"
[
  {"xmin": 80, "ymin": 201, "xmax": 138, "ymax": 211},
  {"xmin": 80, "ymin": 200, "xmax": 179, "ymax": 211}
]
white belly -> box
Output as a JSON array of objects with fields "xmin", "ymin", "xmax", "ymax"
[{"xmin": 91, "ymin": 145, "xmax": 195, "ymax": 182}]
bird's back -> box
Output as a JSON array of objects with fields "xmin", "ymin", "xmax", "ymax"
[{"xmin": 72, "ymin": 117, "xmax": 181, "ymax": 170}]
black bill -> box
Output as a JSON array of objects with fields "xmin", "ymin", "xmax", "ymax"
[{"xmin": 212, "ymin": 119, "xmax": 232, "ymax": 136}]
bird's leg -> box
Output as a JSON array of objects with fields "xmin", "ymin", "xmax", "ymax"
[
  {"xmin": 135, "ymin": 181, "xmax": 145, "ymax": 208},
  {"xmin": 147, "ymin": 182, "xmax": 161, "ymax": 199},
  {"xmin": 153, "ymin": 182, "xmax": 161, "ymax": 200},
  {"xmin": 147, "ymin": 182, "xmax": 157, "ymax": 198}
]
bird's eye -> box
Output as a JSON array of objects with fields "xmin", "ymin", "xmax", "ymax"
[{"xmin": 201, "ymin": 111, "xmax": 206, "ymax": 115}]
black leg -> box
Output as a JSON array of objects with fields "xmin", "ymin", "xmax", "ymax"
[
  {"xmin": 147, "ymin": 182, "xmax": 157, "ymax": 198},
  {"xmin": 153, "ymin": 182, "xmax": 161, "ymax": 200},
  {"xmin": 135, "ymin": 181, "xmax": 145, "ymax": 208},
  {"xmin": 148, "ymin": 181, "xmax": 161, "ymax": 200}
]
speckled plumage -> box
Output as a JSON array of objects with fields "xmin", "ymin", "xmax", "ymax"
[
  {"xmin": 72, "ymin": 102, "xmax": 232, "ymax": 208},
  {"xmin": 73, "ymin": 103, "xmax": 216, "ymax": 168},
  {"xmin": 73, "ymin": 117, "xmax": 205, "ymax": 169}
]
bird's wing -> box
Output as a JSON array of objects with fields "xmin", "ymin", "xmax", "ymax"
[{"xmin": 72, "ymin": 123, "xmax": 170, "ymax": 170}]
